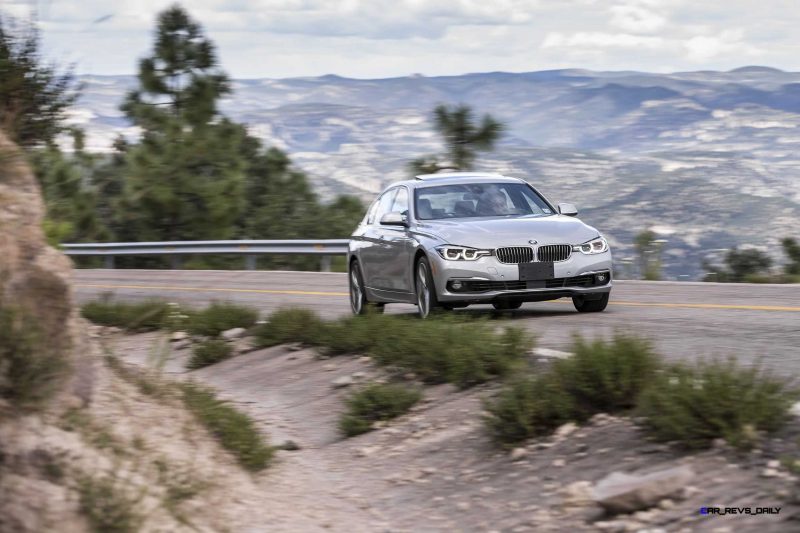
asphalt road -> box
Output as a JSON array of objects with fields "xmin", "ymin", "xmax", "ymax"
[{"xmin": 73, "ymin": 269, "xmax": 800, "ymax": 373}]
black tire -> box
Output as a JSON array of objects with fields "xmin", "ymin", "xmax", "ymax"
[
  {"xmin": 573, "ymin": 292, "xmax": 610, "ymax": 313},
  {"xmin": 349, "ymin": 261, "xmax": 369, "ymax": 315},
  {"xmin": 415, "ymin": 256, "xmax": 439, "ymax": 319},
  {"xmin": 492, "ymin": 301, "xmax": 523, "ymax": 311}
]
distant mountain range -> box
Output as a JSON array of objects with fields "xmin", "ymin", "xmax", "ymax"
[{"xmin": 71, "ymin": 67, "xmax": 800, "ymax": 279}]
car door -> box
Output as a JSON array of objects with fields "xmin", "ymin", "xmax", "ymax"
[
  {"xmin": 360, "ymin": 188, "xmax": 397, "ymax": 290},
  {"xmin": 380, "ymin": 186, "xmax": 415, "ymax": 294}
]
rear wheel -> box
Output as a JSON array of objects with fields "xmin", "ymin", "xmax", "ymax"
[
  {"xmin": 349, "ymin": 261, "xmax": 368, "ymax": 315},
  {"xmin": 415, "ymin": 256, "xmax": 439, "ymax": 319},
  {"xmin": 572, "ymin": 292, "xmax": 610, "ymax": 313},
  {"xmin": 492, "ymin": 301, "xmax": 523, "ymax": 311}
]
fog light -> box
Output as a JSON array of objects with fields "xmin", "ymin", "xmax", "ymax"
[
  {"xmin": 596, "ymin": 273, "xmax": 606, "ymax": 283},
  {"xmin": 451, "ymin": 280, "xmax": 463, "ymax": 291}
]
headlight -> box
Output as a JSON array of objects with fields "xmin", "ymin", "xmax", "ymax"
[
  {"xmin": 573, "ymin": 236, "xmax": 608, "ymax": 255},
  {"xmin": 435, "ymin": 245, "xmax": 491, "ymax": 261}
]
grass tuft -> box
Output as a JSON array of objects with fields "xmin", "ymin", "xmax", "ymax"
[
  {"xmin": 252, "ymin": 308, "xmax": 326, "ymax": 347},
  {"xmin": 339, "ymin": 383, "xmax": 421, "ymax": 437},
  {"xmin": 185, "ymin": 302, "xmax": 259, "ymax": 337},
  {"xmin": 0, "ymin": 305, "xmax": 69, "ymax": 410},
  {"xmin": 76, "ymin": 473, "xmax": 144, "ymax": 533},
  {"xmin": 187, "ymin": 339, "xmax": 233, "ymax": 370},
  {"xmin": 638, "ymin": 358, "xmax": 797, "ymax": 449},
  {"xmin": 180, "ymin": 381, "xmax": 272, "ymax": 471},
  {"xmin": 81, "ymin": 296, "xmax": 171, "ymax": 332}
]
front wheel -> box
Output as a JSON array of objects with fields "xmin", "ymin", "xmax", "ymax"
[
  {"xmin": 349, "ymin": 261, "xmax": 368, "ymax": 315},
  {"xmin": 573, "ymin": 292, "xmax": 610, "ymax": 313},
  {"xmin": 415, "ymin": 256, "xmax": 439, "ymax": 319}
]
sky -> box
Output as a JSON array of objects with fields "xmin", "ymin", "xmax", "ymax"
[{"xmin": 3, "ymin": 0, "xmax": 799, "ymax": 79}]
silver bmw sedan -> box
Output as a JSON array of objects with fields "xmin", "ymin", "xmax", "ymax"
[{"xmin": 348, "ymin": 172, "xmax": 612, "ymax": 318}]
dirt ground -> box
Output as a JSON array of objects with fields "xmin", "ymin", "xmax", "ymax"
[{"xmin": 108, "ymin": 331, "xmax": 800, "ymax": 532}]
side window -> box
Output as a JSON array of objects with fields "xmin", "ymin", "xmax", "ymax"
[
  {"xmin": 390, "ymin": 187, "xmax": 409, "ymax": 217},
  {"xmin": 373, "ymin": 189, "xmax": 397, "ymax": 225}
]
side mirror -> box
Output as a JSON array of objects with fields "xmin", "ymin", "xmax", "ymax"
[
  {"xmin": 557, "ymin": 203, "xmax": 578, "ymax": 217},
  {"xmin": 380, "ymin": 211, "xmax": 408, "ymax": 227}
]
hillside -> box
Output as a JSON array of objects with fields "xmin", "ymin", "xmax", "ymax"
[{"xmin": 70, "ymin": 68, "xmax": 800, "ymax": 278}]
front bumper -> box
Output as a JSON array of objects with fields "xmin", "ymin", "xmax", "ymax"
[{"xmin": 429, "ymin": 250, "xmax": 612, "ymax": 303}]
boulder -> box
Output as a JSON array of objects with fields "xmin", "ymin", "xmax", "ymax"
[
  {"xmin": 221, "ymin": 327, "xmax": 247, "ymax": 340},
  {"xmin": 170, "ymin": 331, "xmax": 188, "ymax": 342},
  {"xmin": 592, "ymin": 465, "xmax": 694, "ymax": 514},
  {"xmin": 332, "ymin": 375, "xmax": 353, "ymax": 388}
]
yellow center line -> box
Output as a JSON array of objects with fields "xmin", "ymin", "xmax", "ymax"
[{"xmin": 74, "ymin": 283, "xmax": 800, "ymax": 312}]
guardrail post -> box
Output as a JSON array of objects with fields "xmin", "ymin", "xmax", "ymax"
[
  {"xmin": 245, "ymin": 255, "xmax": 256, "ymax": 271},
  {"xmin": 170, "ymin": 255, "xmax": 183, "ymax": 270},
  {"xmin": 320, "ymin": 256, "xmax": 332, "ymax": 272},
  {"xmin": 104, "ymin": 256, "xmax": 115, "ymax": 269}
]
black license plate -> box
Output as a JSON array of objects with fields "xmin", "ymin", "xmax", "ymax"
[{"xmin": 518, "ymin": 262, "xmax": 555, "ymax": 281}]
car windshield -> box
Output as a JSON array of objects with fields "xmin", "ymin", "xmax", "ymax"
[{"xmin": 414, "ymin": 182, "xmax": 554, "ymax": 220}]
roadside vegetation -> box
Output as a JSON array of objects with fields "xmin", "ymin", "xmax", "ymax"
[
  {"xmin": 184, "ymin": 302, "xmax": 259, "ymax": 337},
  {"xmin": 339, "ymin": 383, "xmax": 422, "ymax": 437},
  {"xmin": 188, "ymin": 340, "xmax": 233, "ymax": 370},
  {"xmin": 254, "ymin": 308, "xmax": 531, "ymax": 388},
  {"xmin": 180, "ymin": 381, "xmax": 273, "ymax": 471},
  {"xmin": 702, "ymin": 238, "xmax": 800, "ymax": 283},
  {"xmin": 638, "ymin": 358, "xmax": 797, "ymax": 449},
  {"xmin": 81, "ymin": 297, "xmax": 172, "ymax": 332},
  {"xmin": 0, "ymin": 304, "xmax": 70, "ymax": 411},
  {"xmin": 76, "ymin": 473, "xmax": 145, "ymax": 533},
  {"xmin": 81, "ymin": 297, "xmax": 258, "ymax": 336},
  {"xmin": 484, "ymin": 334, "xmax": 798, "ymax": 450}
]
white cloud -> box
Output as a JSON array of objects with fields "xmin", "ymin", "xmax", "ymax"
[
  {"xmin": 2, "ymin": 0, "xmax": 796, "ymax": 77},
  {"xmin": 542, "ymin": 32, "xmax": 666, "ymax": 50},
  {"xmin": 684, "ymin": 29, "xmax": 762, "ymax": 62},
  {"xmin": 610, "ymin": 4, "xmax": 667, "ymax": 33}
]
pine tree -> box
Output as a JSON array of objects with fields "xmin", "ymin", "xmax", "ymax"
[
  {"xmin": 0, "ymin": 15, "xmax": 80, "ymax": 147},
  {"xmin": 116, "ymin": 5, "xmax": 245, "ymax": 244},
  {"xmin": 121, "ymin": 5, "xmax": 229, "ymax": 130},
  {"xmin": 410, "ymin": 104, "xmax": 504, "ymax": 174}
]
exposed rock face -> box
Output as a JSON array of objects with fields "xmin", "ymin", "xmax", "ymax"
[
  {"xmin": 0, "ymin": 131, "xmax": 93, "ymax": 531},
  {"xmin": 592, "ymin": 465, "xmax": 695, "ymax": 514},
  {"xmin": 0, "ymin": 130, "xmax": 91, "ymax": 407}
]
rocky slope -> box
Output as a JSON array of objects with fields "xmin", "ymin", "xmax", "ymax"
[{"xmin": 0, "ymin": 132, "xmax": 275, "ymax": 532}]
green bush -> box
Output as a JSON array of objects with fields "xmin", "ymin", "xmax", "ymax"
[
  {"xmin": 638, "ymin": 358, "xmax": 797, "ymax": 449},
  {"xmin": 483, "ymin": 374, "xmax": 576, "ymax": 446},
  {"xmin": 185, "ymin": 302, "xmax": 259, "ymax": 337},
  {"xmin": 0, "ymin": 306, "xmax": 69, "ymax": 409},
  {"xmin": 339, "ymin": 383, "xmax": 421, "ymax": 437},
  {"xmin": 553, "ymin": 334, "xmax": 659, "ymax": 417},
  {"xmin": 252, "ymin": 308, "xmax": 326, "ymax": 347},
  {"xmin": 77, "ymin": 473, "xmax": 144, "ymax": 533},
  {"xmin": 187, "ymin": 340, "xmax": 233, "ymax": 370},
  {"xmin": 81, "ymin": 297, "xmax": 171, "ymax": 331},
  {"xmin": 180, "ymin": 382, "xmax": 272, "ymax": 471},
  {"xmin": 484, "ymin": 333, "xmax": 660, "ymax": 445}
]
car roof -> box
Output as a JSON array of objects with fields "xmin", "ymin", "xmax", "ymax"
[{"xmin": 383, "ymin": 172, "xmax": 526, "ymax": 191}]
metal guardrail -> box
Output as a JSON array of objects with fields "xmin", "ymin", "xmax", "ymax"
[{"xmin": 62, "ymin": 240, "xmax": 350, "ymax": 271}]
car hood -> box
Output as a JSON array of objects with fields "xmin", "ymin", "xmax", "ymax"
[{"xmin": 415, "ymin": 215, "xmax": 600, "ymax": 248}]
